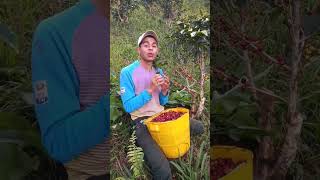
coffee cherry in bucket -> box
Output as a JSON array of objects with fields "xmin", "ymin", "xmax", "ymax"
[
  {"xmin": 152, "ymin": 111, "xmax": 185, "ymax": 122},
  {"xmin": 210, "ymin": 158, "xmax": 247, "ymax": 180}
]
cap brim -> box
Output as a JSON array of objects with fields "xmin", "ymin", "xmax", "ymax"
[{"xmin": 138, "ymin": 31, "xmax": 158, "ymax": 46}]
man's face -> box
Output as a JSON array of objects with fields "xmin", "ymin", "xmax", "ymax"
[{"xmin": 137, "ymin": 36, "xmax": 159, "ymax": 62}]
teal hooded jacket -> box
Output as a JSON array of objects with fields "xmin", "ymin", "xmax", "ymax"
[{"xmin": 31, "ymin": 0, "xmax": 109, "ymax": 163}]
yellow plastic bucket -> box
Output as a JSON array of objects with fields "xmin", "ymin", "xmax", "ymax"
[
  {"xmin": 210, "ymin": 145, "xmax": 253, "ymax": 180},
  {"xmin": 144, "ymin": 107, "xmax": 190, "ymax": 159}
]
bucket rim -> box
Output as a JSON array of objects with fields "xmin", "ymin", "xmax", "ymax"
[
  {"xmin": 144, "ymin": 107, "xmax": 189, "ymax": 125},
  {"xmin": 210, "ymin": 145, "xmax": 254, "ymax": 158}
]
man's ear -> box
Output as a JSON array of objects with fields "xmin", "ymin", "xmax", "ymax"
[{"xmin": 136, "ymin": 47, "xmax": 140, "ymax": 56}]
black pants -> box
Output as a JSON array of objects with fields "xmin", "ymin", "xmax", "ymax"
[
  {"xmin": 132, "ymin": 116, "xmax": 204, "ymax": 180},
  {"xmin": 86, "ymin": 174, "xmax": 110, "ymax": 180},
  {"xmin": 132, "ymin": 116, "xmax": 172, "ymax": 180}
]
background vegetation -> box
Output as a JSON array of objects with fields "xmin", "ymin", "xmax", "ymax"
[{"xmin": 212, "ymin": 0, "xmax": 320, "ymax": 179}]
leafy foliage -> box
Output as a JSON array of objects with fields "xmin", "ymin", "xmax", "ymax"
[
  {"xmin": 0, "ymin": 22, "xmax": 18, "ymax": 52},
  {"xmin": 144, "ymin": 0, "xmax": 183, "ymax": 19},
  {"xmin": 111, "ymin": 0, "xmax": 141, "ymax": 23},
  {"xmin": 127, "ymin": 130, "xmax": 145, "ymax": 179},
  {"xmin": 0, "ymin": 112, "xmax": 46, "ymax": 179},
  {"xmin": 212, "ymin": 0, "xmax": 320, "ymax": 178},
  {"xmin": 167, "ymin": 90, "xmax": 192, "ymax": 108},
  {"xmin": 170, "ymin": 140, "xmax": 209, "ymax": 180},
  {"xmin": 170, "ymin": 15, "xmax": 210, "ymax": 58}
]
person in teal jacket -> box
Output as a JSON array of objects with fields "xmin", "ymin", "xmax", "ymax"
[{"xmin": 31, "ymin": 0, "xmax": 110, "ymax": 179}]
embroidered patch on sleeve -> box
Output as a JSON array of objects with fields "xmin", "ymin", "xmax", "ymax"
[
  {"xmin": 120, "ymin": 87, "xmax": 125, "ymax": 95},
  {"xmin": 34, "ymin": 80, "xmax": 48, "ymax": 105}
]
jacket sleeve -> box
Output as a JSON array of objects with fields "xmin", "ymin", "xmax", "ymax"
[
  {"xmin": 31, "ymin": 21, "xmax": 110, "ymax": 163},
  {"xmin": 119, "ymin": 69, "xmax": 152, "ymax": 113}
]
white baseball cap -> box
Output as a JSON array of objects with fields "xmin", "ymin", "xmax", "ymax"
[{"xmin": 137, "ymin": 30, "xmax": 159, "ymax": 46}]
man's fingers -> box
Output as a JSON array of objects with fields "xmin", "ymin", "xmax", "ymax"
[
  {"xmin": 163, "ymin": 75, "xmax": 170, "ymax": 82},
  {"xmin": 156, "ymin": 77, "xmax": 163, "ymax": 81},
  {"xmin": 152, "ymin": 78, "xmax": 158, "ymax": 85},
  {"xmin": 153, "ymin": 74, "xmax": 170, "ymax": 88},
  {"xmin": 157, "ymin": 80, "xmax": 164, "ymax": 85},
  {"xmin": 155, "ymin": 74, "xmax": 162, "ymax": 79}
]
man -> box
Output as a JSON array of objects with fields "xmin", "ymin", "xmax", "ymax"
[
  {"xmin": 119, "ymin": 30, "xmax": 204, "ymax": 180},
  {"xmin": 31, "ymin": 0, "xmax": 110, "ymax": 179}
]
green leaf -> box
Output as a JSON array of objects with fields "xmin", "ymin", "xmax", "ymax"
[
  {"xmin": 228, "ymin": 129, "xmax": 241, "ymax": 141},
  {"xmin": 218, "ymin": 96, "xmax": 240, "ymax": 114},
  {"xmin": 111, "ymin": 108, "xmax": 123, "ymax": 122},
  {"xmin": 21, "ymin": 92, "xmax": 33, "ymax": 105},
  {"xmin": 0, "ymin": 22, "xmax": 18, "ymax": 52},
  {"xmin": 200, "ymin": 30, "xmax": 208, "ymax": 36},
  {"xmin": 0, "ymin": 143, "xmax": 38, "ymax": 180},
  {"xmin": 110, "ymin": 95, "xmax": 124, "ymax": 123},
  {"xmin": 200, "ymin": 153, "xmax": 208, "ymax": 175},
  {"xmin": 0, "ymin": 130, "xmax": 43, "ymax": 153},
  {"xmin": 230, "ymin": 104, "xmax": 257, "ymax": 127},
  {"xmin": 0, "ymin": 112, "xmax": 43, "ymax": 152},
  {"xmin": 269, "ymin": 7, "xmax": 282, "ymax": 22},
  {"xmin": 305, "ymin": 156, "xmax": 320, "ymax": 166},
  {"xmin": 177, "ymin": 173, "xmax": 184, "ymax": 180},
  {"xmin": 0, "ymin": 112, "xmax": 32, "ymax": 130},
  {"xmin": 303, "ymin": 14, "xmax": 320, "ymax": 36},
  {"xmin": 171, "ymin": 161, "xmax": 188, "ymax": 177},
  {"xmin": 195, "ymin": 142, "xmax": 204, "ymax": 169},
  {"xmin": 235, "ymin": 0, "xmax": 248, "ymax": 8},
  {"xmin": 114, "ymin": 177, "xmax": 126, "ymax": 180}
]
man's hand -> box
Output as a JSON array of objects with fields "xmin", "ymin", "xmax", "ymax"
[
  {"xmin": 147, "ymin": 75, "xmax": 161, "ymax": 94},
  {"xmin": 160, "ymin": 75, "xmax": 170, "ymax": 96},
  {"xmin": 147, "ymin": 74, "xmax": 170, "ymax": 95}
]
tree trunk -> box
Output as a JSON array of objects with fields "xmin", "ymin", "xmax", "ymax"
[
  {"xmin": 162, "ymin": 1, "xmax": 174, "ymax": 20},
  {"xmin": 255, "ymin": 89, "xmax": 275, "ymax": 180},
  {"xmin": 195, "ymin": 53, "xmax": 206, "ymax": 119},
  {"xmin": 271, "ymin": 0, "xmax": 305, "ymax": 178}
]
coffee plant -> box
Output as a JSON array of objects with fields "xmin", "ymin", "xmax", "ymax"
[
  {"xmin": 212, "ymin": 0, "xmax": 320, "ymax": 179},
  {"xmin": 170, "ymin": 14, "xmax": 209, "ymax": 119}
]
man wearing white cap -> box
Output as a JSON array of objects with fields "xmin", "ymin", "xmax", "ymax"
[{"xmin": 119, "ymin": 30, "xmax": 204, "ymax": 179}]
